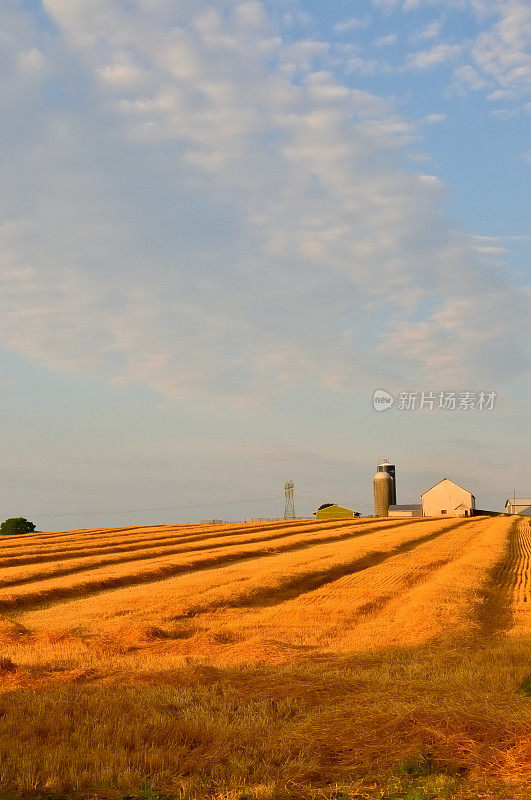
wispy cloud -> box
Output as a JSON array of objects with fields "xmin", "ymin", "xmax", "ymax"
[
  {"xmin": 407, "ymin": 43, "xmax": 463, "ymax": 70},
  {"xmin": 334, "ymin": 16, "xmax": 371, "ymax": 34},
  {"xmin": 471, "ymin": 0, "xmax": 531, "ymax": 95},
  {"xmin": 422, "ymin": 113, "xmax": 447, "ymax": 123},
  {"xmin": 453, "ymin": 0, "xmax": 531, "ymax": 103},
  {"xmin": 415, "ymin": 21, "xmax": 442, "ymax": 41},
  {"xmin": 0, "ymin": 0, "xmax": 528, "ymax": 406},
  {"xmin": 374, "ymin": 33, "xmax": 398, "ymax": 47}
]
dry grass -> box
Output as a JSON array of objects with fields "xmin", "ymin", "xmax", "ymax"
[{"xmin": 0, "ymin": 515, "xmax": 529, "ymax": 799}]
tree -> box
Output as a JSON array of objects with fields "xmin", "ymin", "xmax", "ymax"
[{"xmin": 0, "ymin": 517, "xmax": 36, "ymax": 536}]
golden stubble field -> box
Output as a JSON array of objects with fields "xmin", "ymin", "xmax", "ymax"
[{"xmin": 0, "ymin": 515, "xmax": 530, "ymax": 800}]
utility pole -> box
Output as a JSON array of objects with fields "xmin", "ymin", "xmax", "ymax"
[{"xmin": 284, "ymin": 481, "xmax": 295, "ymax": 520}]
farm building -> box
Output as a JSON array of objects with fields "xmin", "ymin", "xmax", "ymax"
[
  {"xmin": 315, "ymin": 503, "xmax": 360, "ymax": 520},
  {"xmin": 505, "ymin": 498, "xmax": 531, "ymax": 515},
  {"xmin": 388, "ymin": 504, "xmax": 422, "ymax": 518},
  {"xmin": 421, "ymin": 478, "xmax": 475, "ymax": 517}
]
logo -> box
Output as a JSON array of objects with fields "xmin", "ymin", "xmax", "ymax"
[{"xmin": 372, "ymin": 389, "xmax": 394, "ymax": 412}]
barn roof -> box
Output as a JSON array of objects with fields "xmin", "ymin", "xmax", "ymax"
[
  {"xmin": 317, "ymin": 503, "xmax": 356, "ymax": 512},
  {"xmin": 315, "ymin": 503, "xmax": 360, "ymax": 515},
  {"xmin": 421, "ymin": 477, "xmax": 475, "ymax": 499}
]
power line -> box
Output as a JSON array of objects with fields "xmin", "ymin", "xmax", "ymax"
[{"xmin": 24, "ymin": 494, "xmax": 327, "ymax": 519}]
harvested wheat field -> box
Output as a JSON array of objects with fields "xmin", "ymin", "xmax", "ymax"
[{"xmin": 1, "ymin": 515, "xmax": 530, "ymax": 800}]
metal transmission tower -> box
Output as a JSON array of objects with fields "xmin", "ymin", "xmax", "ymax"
[{"xmin": 284, "ymin": 481, "xmax": 295, "ymax": 520}]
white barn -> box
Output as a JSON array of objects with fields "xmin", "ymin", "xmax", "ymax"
[
  {"xmin": 421, "ymin": 478, "xmax": 476, "ymax": 518},
  {"xmin": 505, "ymin": 498, "xmax": 531, "ymax": 515}
]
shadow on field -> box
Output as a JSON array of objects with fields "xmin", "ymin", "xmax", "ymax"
[
  {"xmin": 0, "ymin": 518, "xmax": 424, "ymax": 590},
  {"xmin": 0, "ymin": 638, "xmax": 530, "ymax": 800},
  {"xmin": 174, "ymin": 518, "xmax": 473, "ymax": 617},
  {"xmin": 0, "ymin": 518, "xmax": 358, "ymax": 565},
  {"xmin": 0, "ymin": 519, "xmax": 441, "ymax": 614}
]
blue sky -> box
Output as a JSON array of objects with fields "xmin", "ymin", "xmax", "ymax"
[{"xmin": 1, "ymin": 0, "xmax": 529, "ymax": 529}]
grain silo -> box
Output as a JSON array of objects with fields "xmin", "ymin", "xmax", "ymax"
[
  {"xmin": 377, "ymin": 459, "xmax": 396, "ymax": 505},
  {"xmin": 374, "ymin": 464, "xmax": 393, "ymax": 517}
]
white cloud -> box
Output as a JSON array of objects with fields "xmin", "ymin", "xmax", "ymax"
[
  {"xmin": 422, "ymin": 113, "xmax": 447, "ymax": 123},
  {"xmin": 0, "ymin": 0, "xmax": 528, "ymax": 405},
  {"xmin": 370, "ymin": 0, "xmax": 400, "ymax": 11},
  {"xmin": 334, "ymin": 16, "xmax": 371, "ymax": 33},
  {"xmin": 417, "ymin": 173, "xmax": 442, "ymax": 185},
  {"xmin": 402, "ymin": 0, "xmax": 425, "ymax": 10},
  {"xmin": 17, "ymin": 47, "xmax": 46, "ymax": 76},
  {"xmin": 466, "ymin": 0, "xmax": 531, "ymax": 100},
  {"xmin": 374, "ymin": 33, "xmax": 398, "ymax": 47},
  {"xmin": 235, "ymin": 1, "xmax": 268, "ymax": 28},
  {"xmin": 454, "ymin": 64, "xmax": 488, "ymax": 90},
  {"xmin": 416, "ymin": 21, "xmax": 442, "ymax": 41},
  {"xmin": 97, "ymin": 54, "xmax": 148, "ymax": 87},
  {"xmin": 408, "ymin": 43, "xmax": 463, "ymax": 70},
  {"xmin": 380, "ymin": 289, "xmax": 531, "ymax": 386},
  {"xmin": 279, "ymin": 38, "xmax": 329, "ymax": 75}
]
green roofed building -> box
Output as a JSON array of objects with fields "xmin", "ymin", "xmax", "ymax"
[{"xmin": 314, "ymin": 503, "xmax": 360, "ymax": 520}]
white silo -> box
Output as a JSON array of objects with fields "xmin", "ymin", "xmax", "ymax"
[
  {"xmin": 377, "ymin": 459, "xmax": 396, "ymax": 505},
  {"xmin": 374, "ymin": 469, "xmax": 393, "ymax": 517}
]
